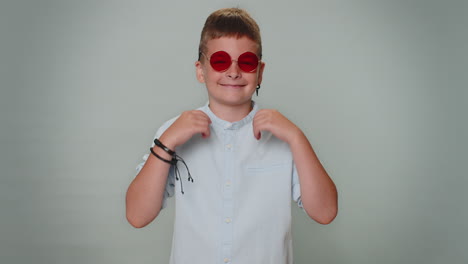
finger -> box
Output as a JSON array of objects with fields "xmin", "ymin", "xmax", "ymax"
[
  {"xmin": 200, "ymin": 120, "xmax": 211, "ymax": 138},
  {"xmin": 253, "ymin": 113, "xmax": 277, "ymax": 140},
  {"xmin": 182, "ymin": 111, "xmax": 209, "ymax": 125},
  {"xmin": 253, "ymin": 117, "xmax": 266, "ymax": 140},
  {"xmin": 196, "ymin": 112, "xmax": 212, "ymax": 138},
  {"xmin": 201, "ymin": 126, "xmax": 210, "ymax": 138},
  {"xmin": 193, "ymin": 119, "xmax": 211, "ymax": 138},
  {"xmin": 252, "ymin": 116, "xmax": 259, "ymax": 139},
  {"xmin": 194, "ymin": 110, "xmax": 212, "ymax": 123}
]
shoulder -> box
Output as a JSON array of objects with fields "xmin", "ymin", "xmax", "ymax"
[
  {"xmin": 153, "ymin": 115, "xmax": 179, "ymax": 139},
  {"xmin": 154, "ymin": 104, "xmax": 207, "ymax": 138}
]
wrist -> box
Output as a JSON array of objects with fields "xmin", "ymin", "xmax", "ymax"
[
  {"xmin": 158, "ymin": 134, "xmax": 177, "ymax": 150},
  {"xmin": 154, "ymin": 138, "xmax": 175, "ymax": 156},
  {"xmin": 286, "ymin": 126, "xmax": 304, "ymax": 146},
  {"xmin": 151, "ymin": 144, "xmax": 173, "ymax": 161}
]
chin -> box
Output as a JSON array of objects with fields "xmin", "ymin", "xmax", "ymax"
[{"xmin": 213, "ymin": 97, "xmax": 253, "ymax": 107}]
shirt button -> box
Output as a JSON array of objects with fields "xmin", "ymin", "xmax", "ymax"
[
  {"xmin": 226, "ymin": 144, "xmax": 232, "ymax": 149},
  {"xmin": 226, "ymin": 181, "xmax": 231, "ymax": 187},
  {"xmin": 224, "ymin": 258, "xmax": 230, "ymax": 263},
  {"xmin": 224, "ymin": 124, "xmax": 231, "ymax": 129},
  {"xmin": 225, "ymin": 218, "xmax": 232, "ymax": 223}
]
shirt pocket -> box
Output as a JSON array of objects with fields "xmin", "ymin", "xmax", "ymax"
[
  {"xmin": 243, "ymin": 161, "xmax": 292, "ymax": 204},
  {"xmin": 245, "ymin": 161, "xmax": 290, "ymax": 175}
]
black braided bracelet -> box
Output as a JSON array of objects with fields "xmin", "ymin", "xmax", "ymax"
[
  {"xmin": 154, "ymin": 138, "xmax": 175, "ymax": 156},
  {"xmin": 150, "ymin": 140, "xmax": 194, "ymax": 195},
  {"xmin": 150, "ymin": 147, "xmax": 175, "ymax": 165}
]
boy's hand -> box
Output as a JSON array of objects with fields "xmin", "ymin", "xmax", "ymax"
[
  {"xmin": 253, "ymin": 109, "xmax": 301, "ymax": 144},
  {"xmin": 159, "ymin": 110, "xmax": 211, "ymax": 149}
]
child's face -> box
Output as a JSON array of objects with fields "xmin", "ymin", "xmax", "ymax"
[{"xmin": 195, "ymin": 36, "xmax": 265, "ymax": 109}]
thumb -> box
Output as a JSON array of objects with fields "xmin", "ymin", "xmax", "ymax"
[{"xmin": 252, "ymin": 124, "xmax": 261, "ymax": 140}]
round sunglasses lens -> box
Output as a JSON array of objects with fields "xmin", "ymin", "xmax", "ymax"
[
  {"xmin": 210, "ymin": 51, "xmax": 231, "ymax": 72},
  {"xmin": 238, "ymin": 52, "xmax": 259, "ymax": 72}
]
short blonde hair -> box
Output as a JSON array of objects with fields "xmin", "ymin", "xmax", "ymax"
[{"xmin": 198, "ymin": 8, "xmax": 262, "ymax": 59}]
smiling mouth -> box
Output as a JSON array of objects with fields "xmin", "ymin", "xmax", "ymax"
[{"xmin": 220, "ymin": 84, "xmax": 246, "ymax": 88}]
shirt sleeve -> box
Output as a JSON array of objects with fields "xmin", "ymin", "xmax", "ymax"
[
  {"xmin": 292, "ymin": 162, "xmax": 304, "ymax": 209},
  {"xmin": 135, "ymin": 117, "xmax": 178, "ymax": 210}
]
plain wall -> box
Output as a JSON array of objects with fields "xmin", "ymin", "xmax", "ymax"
[{"xmin": 1, "ymin": 0, "xmax": 467, "ymax": 263}]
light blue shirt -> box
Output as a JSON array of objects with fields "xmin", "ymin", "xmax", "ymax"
[{"xmin": 137, "ymin": 102, "xmax": 303, "ymax": 264}]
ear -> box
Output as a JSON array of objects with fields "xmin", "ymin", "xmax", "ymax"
[
  {"xmin": 195, "ymin": 60, "xmax": 206, "ymax": 83},
  {"xmin": 257, "ymin": 61, "xmax": 266, "ymax": 85}
]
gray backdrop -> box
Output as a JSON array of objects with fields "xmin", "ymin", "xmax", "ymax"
[{"xmin": 1, "ymin": 0, "xmax": 467, "ymax": 263}]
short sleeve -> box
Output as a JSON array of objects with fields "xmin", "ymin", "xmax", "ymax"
[
  {"xmin": 292, "ymin": 162, "xmax": 304, "ymax": 210},
  {"xmin": 135, "ymin": 116, "xmax": 179, "ymax": 209}
]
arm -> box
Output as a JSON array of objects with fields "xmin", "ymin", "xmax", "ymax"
[
  {"xmin": 126, "ymin": 110, "xmax": 211, "ymax": 228},
  {"xmin": 253, "ymin": 109, "xmax": 338, "ymax": 224},
  {"xmin": 126, "ymin": 144, "xmax": 172, "ymax": 228}
]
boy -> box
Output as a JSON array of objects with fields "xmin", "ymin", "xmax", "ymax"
[{"xmin": 126, "ymin": 8, "xmax": 337, "ymax": 264}]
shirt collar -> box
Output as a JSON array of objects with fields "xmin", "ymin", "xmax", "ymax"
[{"xmin": 201, "ymin": 101, "xmax": 258, "ymax": 130}]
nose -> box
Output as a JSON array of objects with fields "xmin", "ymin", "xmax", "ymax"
[{"xmin": 226, "ymin": 61, "xmax": 241, "ymax": 79}]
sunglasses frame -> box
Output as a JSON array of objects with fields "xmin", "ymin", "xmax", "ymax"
[{"xmin": 200, "ymin": 51, "xmax": 261, "ymax": 73}]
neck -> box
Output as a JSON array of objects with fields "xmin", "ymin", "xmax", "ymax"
[{"xmin": 208, "ymin": 101, "xmax": 253, "ymax": 122}]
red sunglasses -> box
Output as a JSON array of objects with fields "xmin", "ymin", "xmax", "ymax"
[{"xmin": 201, "ymin": 51, "xmax": 260, "ymax": 73}]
